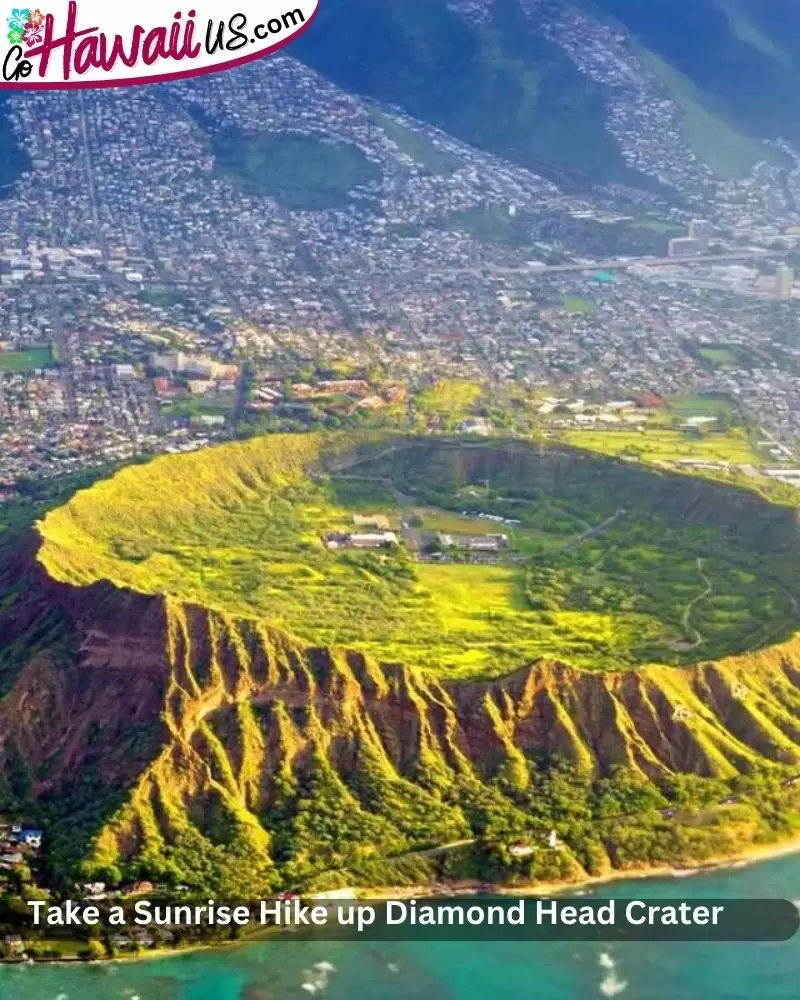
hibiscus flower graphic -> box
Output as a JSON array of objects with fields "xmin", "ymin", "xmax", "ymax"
[
  {"xmin": 22, "ymin": 21, "xmax": 40, "ymax": 45},
  {"xmin": 6, "ymin": 25, "xmax": 22, "ymax": 44},
  {"xmin": 26, "ymin": 7, "xmax": 43, "ymax": 26},
  {"xmin": 6, "ymin": 8, "xmax": 30, "ymax": 31}
]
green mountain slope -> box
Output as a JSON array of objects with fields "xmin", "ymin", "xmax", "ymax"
[
  {"xmin": 587, "ymin": 0, "xmax": 800, "ymax": 142},
  {"xmin": 294, "ymin": 0, "xmax": 798, "ymax": 187},
  {"xmin": 292, "ymin": 0, "xmax": 640, "ymax": 186}
]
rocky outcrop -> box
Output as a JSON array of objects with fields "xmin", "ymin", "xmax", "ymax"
[{"xmin": 3, "ymin": 542, "xmax": 800, "ymax": 873}]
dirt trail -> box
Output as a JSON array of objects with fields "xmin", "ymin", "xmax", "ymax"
[
  {"xmin": 676, "ymin": 557, "xmax": 713, "ymax": 650},
  {"xmin": 563, "ymin": 508, "xmax": 628, "ymax": 551}
]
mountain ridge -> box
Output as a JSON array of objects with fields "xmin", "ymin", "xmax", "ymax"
[{"xmin": 4, "ymin": 513, "xmax": 800, "ymax": 893}]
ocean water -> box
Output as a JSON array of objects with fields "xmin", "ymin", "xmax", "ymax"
[{"xmin": 2, "ymin": 856, "xmax": 799, "ymax": 1000}]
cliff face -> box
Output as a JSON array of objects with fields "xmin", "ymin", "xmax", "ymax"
[{"xmin": 3, "ymin": 539, "xmax": 800, "ymax": 888}]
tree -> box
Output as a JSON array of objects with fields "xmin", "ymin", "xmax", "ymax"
[{"xmin": 80, "ymin": 939, "xmax": 107, "ymax": 961}]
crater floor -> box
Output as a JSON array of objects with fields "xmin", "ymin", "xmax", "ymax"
[{"xmin": 36, "ymin": 432, "xmax": 800, "ymax": 678}]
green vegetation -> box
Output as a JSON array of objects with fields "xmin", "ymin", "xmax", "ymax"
[
  {"xmin": 562, "ymin": 297, "xmax": 596, "ymax": 314},
  {"xmin": 639, "ymin": 49, "xmax": 769, "ymax": 179},
  {"xmin": 684, "ymin": 340, "xmax": 760, "ymax": 371},
  {"xmin": 36, "ymin": 433, "xmax": 800, "ymax": 678},
  {"xmin": 631, "ymin": 217, "xmax": 684, "ymax": 235},
  {"xmin": 415, "ymin": 380, "xmax": 483, "ymax": 427},
  {"xmin": 210, "ymin": 129, "xmax": 381, "ymax": 211},
  {"xmin": 563, "ymin": 427, "xmax": 758, "ymax": 465},
  {"xmin": 75, "ymin": 729, "xmax": 800, "ymax": 895},
  {"xmin": 666, "ymin": 393, "xmax": 737, "ymax": 417},
  {"xmin": 9, "ymin": 435, "xmax": 800, "ymax": 899},
  {"xmin": 162, "ymin": 753, "xmax": 800, "ymax": 894},
  {"xmin": 160, "ymin": 396, "xmax": 232, "ymax": 420},
  {"xmin": 698, "ymin": 346, "xmax": 737, "ymax": 366},
  {"xmin": 0, "ymin": 346, "xmax": 54, "ymax": 372},
  {"xmin": 370, "ymin": 109, "xmax": 463, "ymax": 175},
  {"xmin": 437, "ymin": 205, "xmax": 544, "ymax": 250},
  {"xmin": 136, "ymin": 287, "xmax": 192, "ymax": 309},
  {"xmin": 293, "ymin": 0, "xmax": 640, "ymax": 186}
]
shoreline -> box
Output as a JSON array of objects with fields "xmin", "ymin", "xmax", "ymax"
[
  {"xmin": 366, "ymin": 830, "xmax": 800, "ymax": 901},
  {"xmin": 5, "ymin": 832, "xmax": 800, "ymax": 967}
]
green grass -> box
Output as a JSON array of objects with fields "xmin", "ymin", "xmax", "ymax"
[
  {"xmin": 640, "ymin": 49, "xmax": 769, "ymax": 179},
  {"xmin": 136, "ymin": 287, "xmax": 192, "ymax": 309},
  {"xmin": 0, "ymin": 346, "xmax": 53, "ymax": 371},
  {"xmin": 667, "ymin": 394, "xmax": 736, "ymax": 417},
  {"xmin": 415, "ymin": 380, "xmax": 483, "ymax": 426},
  {"xmin": 370, "ymin": 109, "xmax": 463, "ymax": 175},
  {"xmin": 436, "ymin": 205, "xmax": 537, "ymax": 249},
  {"xmin": 687, "ymin": 342, "xmax": 754, "ymax": 371},
  {"xmin": 211, "ymin": 129, "xmax": 381, "ymax": 211},
  {"xmin": 564, "ymin": 428, "xmax": 758, "ymax": 465},
  {"xmin": 632, "ymin": 218, "xmax": 684, "ymax": 235},
  {"xmin": 162, "ymin": 396, "xmax": 232, "ymax": 419},
  {"xmin": 698, "ymin": 347, "xmax": 737, "ymax": 367},
  {"xmin": 36, "ymin": 433, "xmax": 800, "ymax": 679},
  {"xmin": 562, "ymin": 297, "xmax": 597, "ymax": 314}
]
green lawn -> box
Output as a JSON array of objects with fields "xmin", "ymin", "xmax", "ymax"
[
  {"xmin": 632, "ymin": 218, "xmax": 684, "ymax": 235},
  {"xmin": 437, "ymin": 205, "xmax": 537, "ymax": 249},
  {"xmin": 562, "ymin": 297, "xmax": 597, "ymax": 314},
  {"xmin": 698, "ymin": 347, "xmax": 737, "ymax": 367},
  {"xmin": 370, "ymin": 109, "xmax": 463, "ymax": 175},
  {"xmin": 162, "ymin": 396, "xmax": 232, "ymax": 419},
  {"xmin": 0, "ymin": 346, "xmax": 53, "ymax": 371},
  {"xmin": 137, "ymin": 287, "xmax": 192, "ymax": 309},
  {"xmin": 667, "ymin": 394, "xmax": 736, "ymax": 417}
]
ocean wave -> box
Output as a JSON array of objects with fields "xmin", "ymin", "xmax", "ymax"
[
  {"xmin": 599, "ymin": 972, "xmax": 628, "ymax": 997},
  {"xmin": 598, "ymin": 951, "xmax": 628, "ymax": 996},
  {"xmin": 300, "ymin": 960, "xmax": 337, "ymax": 994}
]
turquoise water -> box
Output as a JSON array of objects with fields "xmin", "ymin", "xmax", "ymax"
[{"xmin": 2, "ymin": 856, "xmax": 799, "ymax": 999}]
